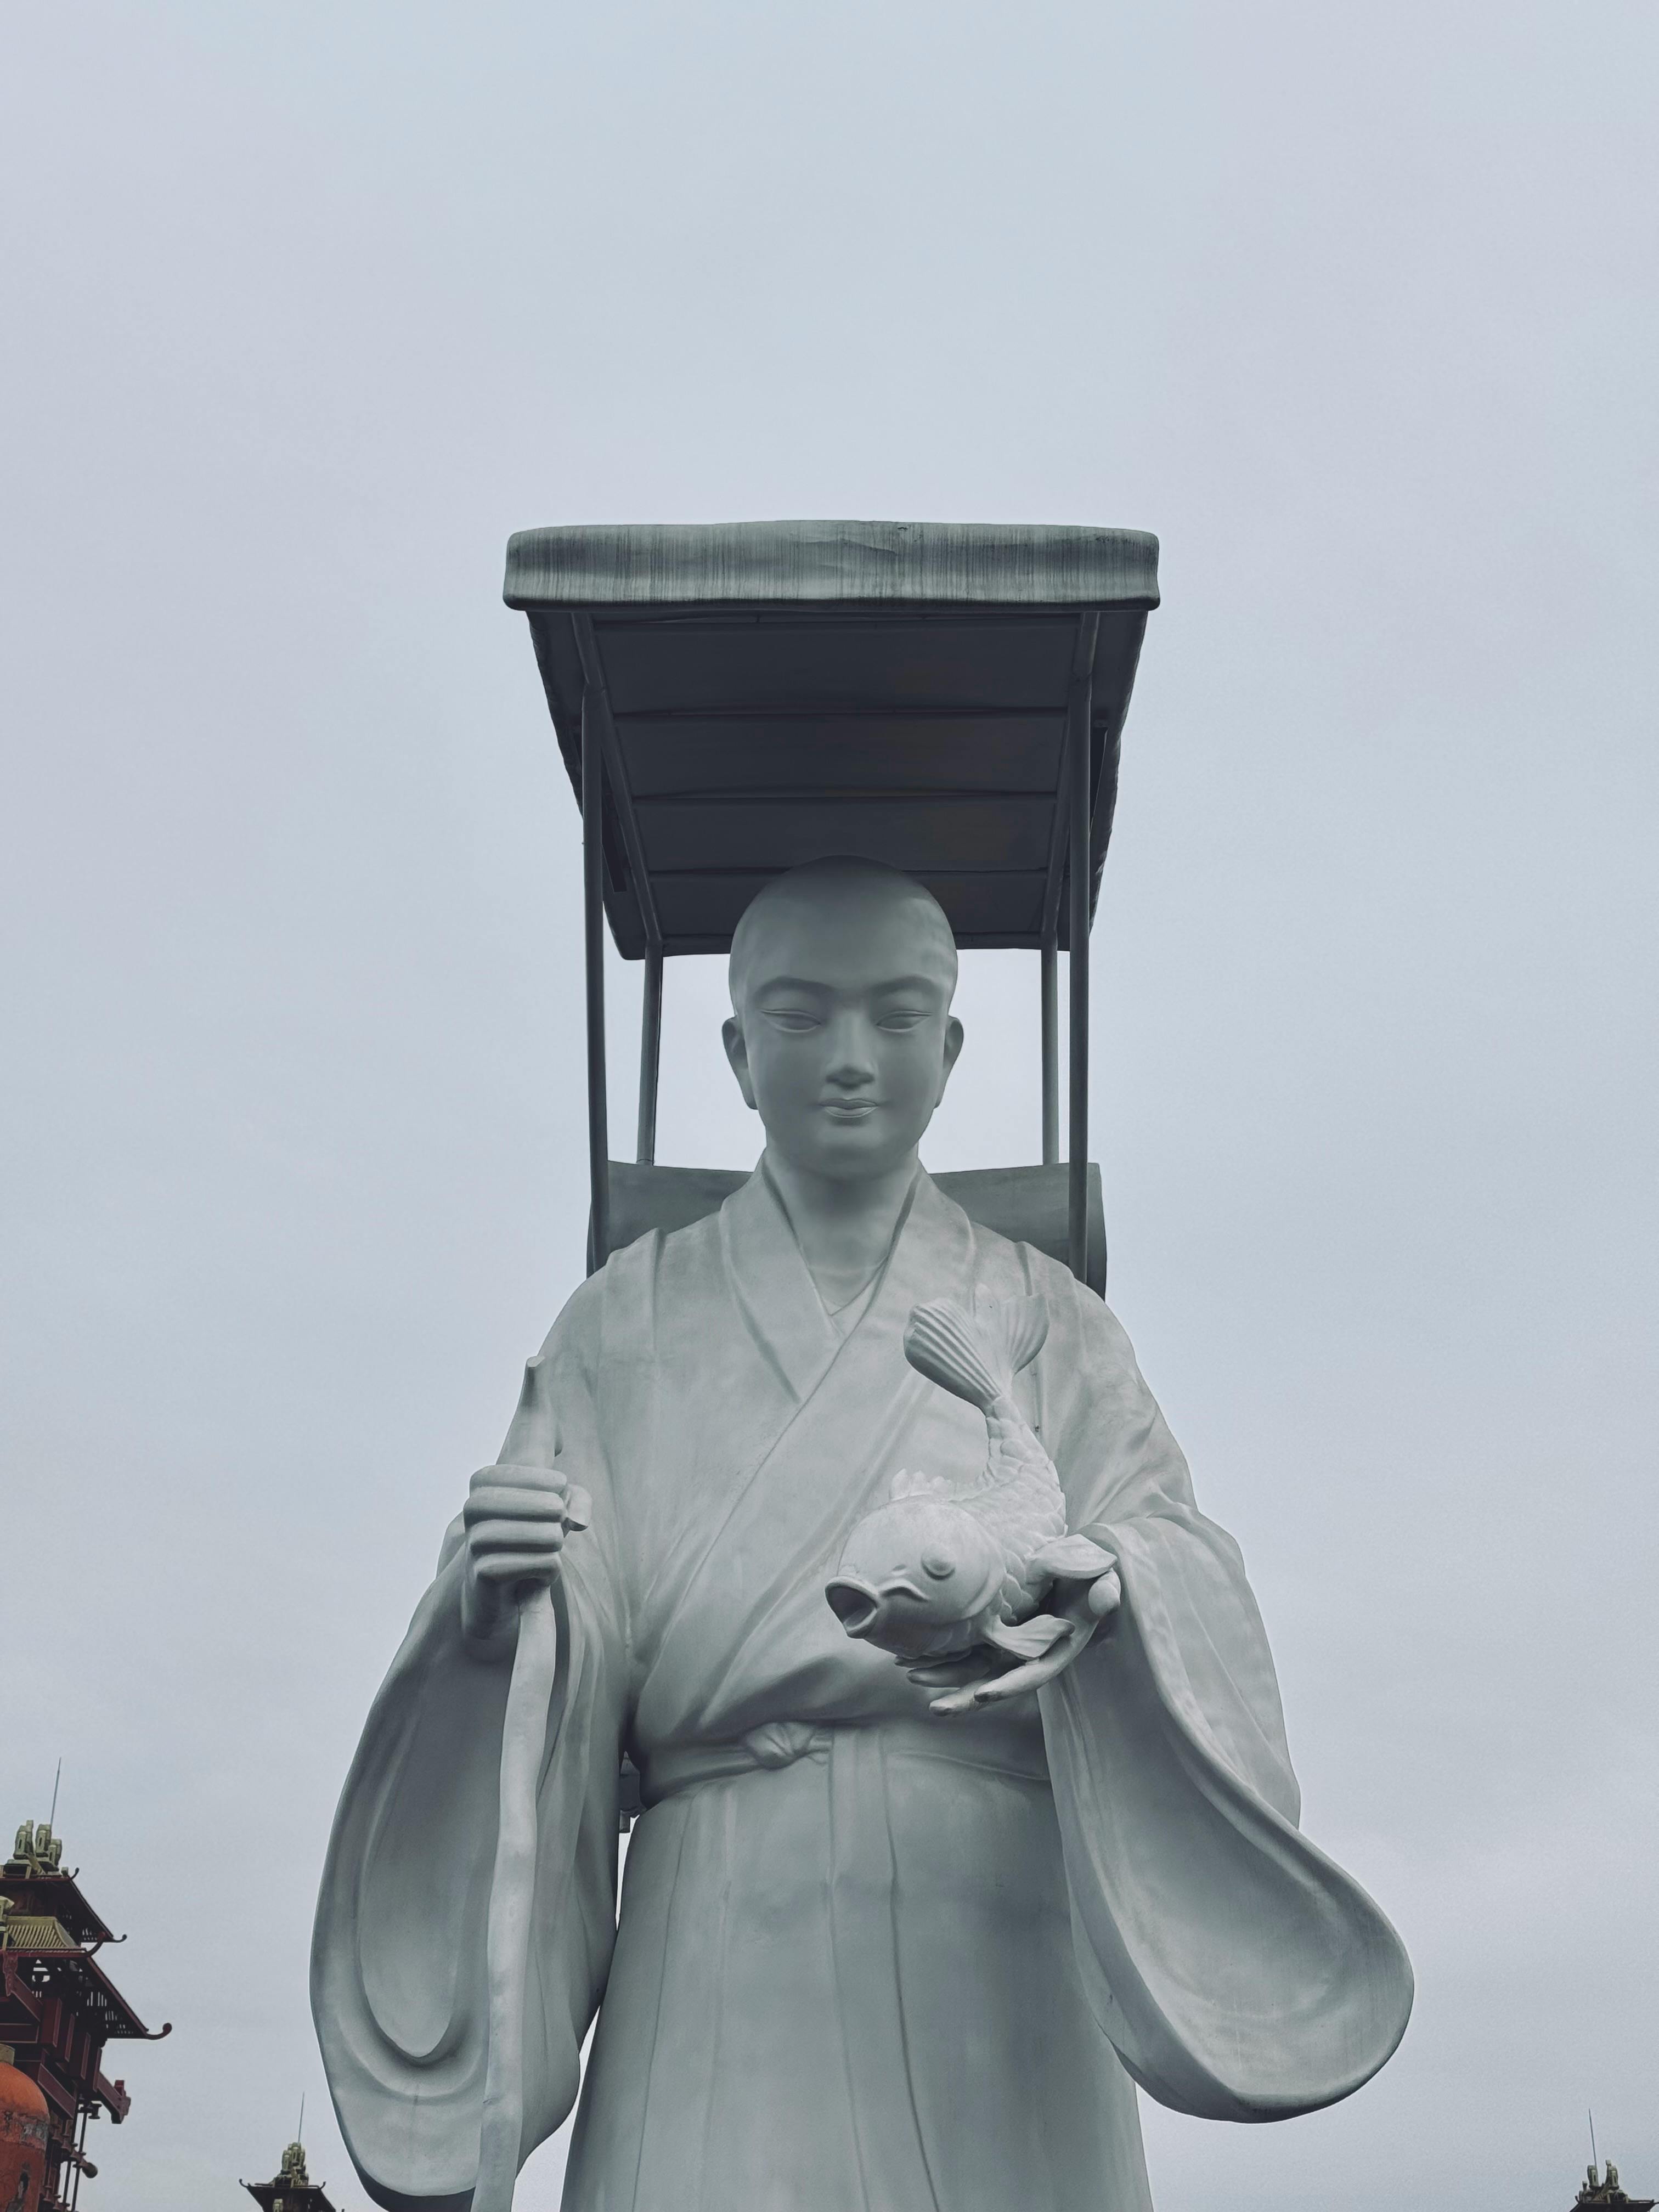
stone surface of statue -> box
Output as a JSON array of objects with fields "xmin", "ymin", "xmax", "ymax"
[{"xmin": 312, "ymin": 857, "xmax": 1413, "ymax": 2212}]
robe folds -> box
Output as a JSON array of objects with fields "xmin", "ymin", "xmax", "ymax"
[{"xmin": 312, "ymin": 1169, "xmax": 1412, "ymax": 2212}]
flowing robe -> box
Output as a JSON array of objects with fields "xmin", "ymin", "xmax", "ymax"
[{"xmin": 313, "ymin": 1170, "xmax": 1412, "ymax": 2212}]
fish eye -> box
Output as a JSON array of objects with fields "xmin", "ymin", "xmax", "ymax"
[{"xmin": 921, "ymin": 1550, "xmax": 955, "ymax": 1581}]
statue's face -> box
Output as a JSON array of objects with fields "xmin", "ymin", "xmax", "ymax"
[{"xmin": 723, "ymin": 886, "xmax": 963, "ymax": 1182}]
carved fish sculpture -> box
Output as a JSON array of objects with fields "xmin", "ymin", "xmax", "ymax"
[{"xmin": 825, "ymin": 1291, "xmax": 1118, "ymax": 1691}]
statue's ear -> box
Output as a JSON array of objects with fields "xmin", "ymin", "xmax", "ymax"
[
  {"xmin": 722, "ymin": 1016, "xmax": 758, "ymax": 1110},
  {"xmin": 936, "ymin": 1014, "xmax": 965, "ymax": 1103}
]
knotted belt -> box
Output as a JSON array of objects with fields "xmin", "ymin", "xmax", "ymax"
[{"xmin": 638, "ymin": 1713, "xmax": 1050, "ymax": 1807}]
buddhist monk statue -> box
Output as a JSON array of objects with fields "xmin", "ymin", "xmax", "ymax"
[{"xmin": 312, "ymin": 856, "xmax": 1412, "ymax": 2212}]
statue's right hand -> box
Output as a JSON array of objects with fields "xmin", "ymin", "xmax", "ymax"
[{"xmin": 459, "ymin": 1462, "xmax": 590, "ymax": 1647}]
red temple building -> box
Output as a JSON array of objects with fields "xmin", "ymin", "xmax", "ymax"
[{"xmin": 0, "ymin": 1818, "xmax": 168, "ymax": 2212}]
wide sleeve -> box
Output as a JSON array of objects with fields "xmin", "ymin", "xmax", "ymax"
[
  {"xmin": 311, "ymin": 1283, "xmax": 630, "ymax": 2211},
  {"xmin": 1035, "ymin": 1275, "xmax": 1413, "ymax": 2121}
]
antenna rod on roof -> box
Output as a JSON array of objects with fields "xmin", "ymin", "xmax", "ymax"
[
  {"xmin": 49, "ymin": 1758, "xmax": 61, "ymax": 1829},
  {"xmin": 1590, "ymin": 2109, "xmax": 1599, "ymax": 2172},
  {"xmin": 298, "ymin": 2093, "xmax": 305, "ymax": 2147}
]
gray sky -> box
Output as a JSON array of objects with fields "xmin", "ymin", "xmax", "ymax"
[{"xmin": 4, "ymin": 4, "xmax": 1655, "ymax": 2208}]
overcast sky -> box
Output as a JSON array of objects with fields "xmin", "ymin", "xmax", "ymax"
[{"xmin": 4, "ymin": 5, "xmax": 1656, "ymax": 2209}]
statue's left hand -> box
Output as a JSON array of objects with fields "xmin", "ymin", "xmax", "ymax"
[{"xmin": 908, "ymin": 1556, "xmax": 1120, "ymax": 1714}]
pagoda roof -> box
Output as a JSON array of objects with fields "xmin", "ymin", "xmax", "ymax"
[
  {"xmin": 1, "ymin": 1865, "xmax": 117, "ymax": 1946},
  {"xmin": 1, "ymin": 1931, "xmax": 155, "ymax": 2042},
  {"xmin": 243, "ymin": 2142, "xmax": 340, "ymax": 2212},
  {"xmin": 242, "ymin": 2183, "xmax": 340, "ymax": 2212}
]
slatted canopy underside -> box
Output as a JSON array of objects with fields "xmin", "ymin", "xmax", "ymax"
[{"xmin": 505, "ymin": 521, "xmax": 1159, "ymax": 961}]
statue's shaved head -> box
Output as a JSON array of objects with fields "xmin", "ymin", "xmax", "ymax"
[{"xmin": 728, "ymin": 857, "xmax": 958, "ymax": 1012}]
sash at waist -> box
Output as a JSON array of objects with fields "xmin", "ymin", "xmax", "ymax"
[{"xmin": 639, "ymin": 1713, "xmax": 1052, "ymax": 1807}]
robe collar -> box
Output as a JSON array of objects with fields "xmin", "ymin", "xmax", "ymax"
[{"xmin": 719, "ymin": 1160, "xmax": 974, "ymax": 1404}]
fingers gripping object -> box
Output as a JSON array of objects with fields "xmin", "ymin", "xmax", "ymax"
[{"xmin": 471, "ymin": 1353, "xmax": 589, "ymax": 2212}]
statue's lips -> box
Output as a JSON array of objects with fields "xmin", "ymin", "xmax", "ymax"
[{"xmin": 820, "ymin": 1099, "xmax": 880, "ymax": 1120}]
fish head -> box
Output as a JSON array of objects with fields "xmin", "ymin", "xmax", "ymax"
[{"xmin": 825, "ymin": 1498, "xmax": 1006, "ymax": 1658}]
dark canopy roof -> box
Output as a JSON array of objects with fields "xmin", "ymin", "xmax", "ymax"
[{"xmin": 505, "ymin": 521, "xmax": 1158, "ymax": 960}]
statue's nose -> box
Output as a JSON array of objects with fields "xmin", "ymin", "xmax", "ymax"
[
  {"xmin": 823, "ymin": 1014, "xmax": 878, "ymax": 1085},
  {"xmin": 825, "ymin": 1577, "xmax": 880, "ymax": 1638}
]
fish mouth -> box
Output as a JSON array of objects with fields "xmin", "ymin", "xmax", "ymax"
[
  {"xmin": 825, "ymin": 1576, "xmax": 882, "ymax": 1638},
  {"xmin": 826, "ymin": 1574, "xmax": 931, "ymax": 1641}
]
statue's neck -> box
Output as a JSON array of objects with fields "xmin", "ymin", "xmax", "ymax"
[{"xmin": 761, "ymin": 1148, "xmax": 919, "ymax": 1316}]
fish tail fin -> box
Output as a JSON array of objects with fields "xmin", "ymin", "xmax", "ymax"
[
  {"xmin": 905, "ymin": 1300, "xmax": 1001, "ymax": 1408},
  {"xmin": 979, "ymin": 1289, "xmax": 1049, "ymax": 1379},
  {"xmin": 905, "ymin": 1293, "xmax": 1047, "ymax": 1408}
]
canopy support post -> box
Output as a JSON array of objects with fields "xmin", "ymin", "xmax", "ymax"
[
  {"xmin": 1040, "ymin": 936, "xmax": 1059, "ymax": 1166},
  {"xmin": 573, "ymin": 610, "xmax": 661, "ymax": 1183},
  {"xmin": 636, "ymin": 944, "xmax": 662, "ymax": 1166},
  {"xmin": 583, "ymin": 686, "xmax": 610, "ymax": 1273},
  {"xmin": 1067, "ymin": 667, "xmax": 1093, "ymax": 1285}
]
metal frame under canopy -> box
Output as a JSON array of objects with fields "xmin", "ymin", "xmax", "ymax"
[{"xmin": 504, "ymin": 520, "xmax": 1160, "ymax": 1294}]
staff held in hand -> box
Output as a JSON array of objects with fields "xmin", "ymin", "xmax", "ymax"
[{"xmin": 461, "ymin": 1353, "xmax": 590, "ymax": 2212}]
